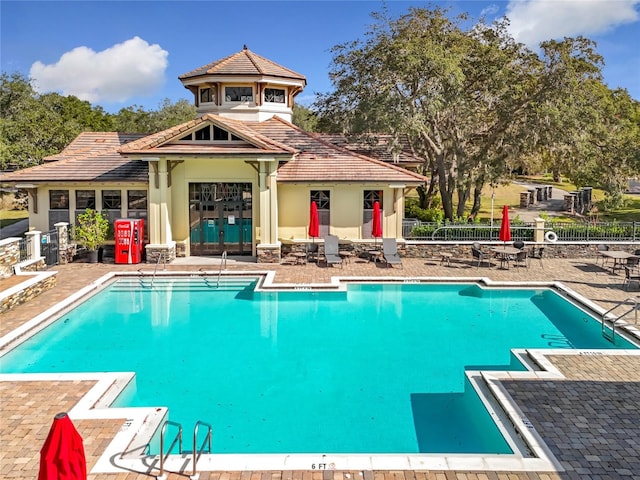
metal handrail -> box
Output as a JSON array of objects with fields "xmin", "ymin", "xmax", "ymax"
[
  {"xmin": 601, "ymin": 297, "xmax": 638, "ymax": 342},
  {"xmin": 150, "ymin": 252, "xmax": 166, "ymax": 287},
  {"xmin": 192, "ymin": 421, "xmax": 213, "ymax": 477},
  {"xmin": 158, "ymin": 420, "xmax": 182, "ymax": 478},
  {"xmin": 216, "ymin": 251, "xmax": 227, "ymax": 288}
]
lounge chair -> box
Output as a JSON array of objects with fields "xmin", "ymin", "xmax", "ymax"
[
  {"xmin": 323, "ymin": 235, "xmax": 343, "ymax": 268},
  {"xmin": 382, "ymin": 238, "xmax": 403, "ymax": 268}
]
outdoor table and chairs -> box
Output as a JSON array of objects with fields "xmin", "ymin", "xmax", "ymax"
[
  {"xmin": 490, "ymin": 246, "xmax": 522, "ymax": 269},
  {"xmin": 339, "ymin": 250, "xmax": 354, "ymax": 263},
  {"xmin": 368, "ymin": 249, "xmax": 383, "ymax": 263},
  {"xmin": 599, "ymin": 250, "xmax": 640, "ymax": 273}
]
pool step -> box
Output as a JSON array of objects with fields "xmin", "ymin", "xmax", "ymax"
[{"xmin": 110, "ymin": 278, "xmax": 257, "ymax": 292}]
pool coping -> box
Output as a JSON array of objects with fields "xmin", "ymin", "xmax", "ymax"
[{"xmin": 1, "ymin": 271, "xmax": 639, "ymax": 476}]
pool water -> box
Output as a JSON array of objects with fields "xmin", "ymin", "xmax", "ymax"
[{"xmin": 1, "ymin": 279, "xmax": 636, "ymax": 455}]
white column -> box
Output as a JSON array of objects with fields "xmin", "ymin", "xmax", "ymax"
[{"xmin": 25, "ymin": 230, "xmax": 41, "ymax": 260}]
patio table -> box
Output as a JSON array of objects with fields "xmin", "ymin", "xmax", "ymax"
[
  {"xmin": 600, "ymin": 250, "xmax": 639, "ymax": 273},
  {"xmin": 491, "ymin": 246, "xmax": 521, "ymax": 270}
]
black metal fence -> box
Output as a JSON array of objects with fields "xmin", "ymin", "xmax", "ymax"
[
  {"xmin": 41, "ymin": 229, "xmax": 59, "ymax": 266},
  {"xmin": 403, "ymin": 220, "xmax": 640, "ymax": 242},
  {"xmin": 18, "ymin": 236, "xmax": 31, "ymax": 262}
]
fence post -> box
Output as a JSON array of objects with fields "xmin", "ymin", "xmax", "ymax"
[
  {"xmin": 24, "ymin": 230, "xmax": 41, "ymax": 261},
  {"xmin": 534, "ymin": 217, "xmax": 545, "ymax": 243},
  {"xmin": 54, "ymin": 222, "xmax": 70, "ymax": 264}
]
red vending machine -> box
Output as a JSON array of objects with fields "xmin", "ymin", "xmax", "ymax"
[{"xmin": 114, "ymin": 219, "xmax": 145, "ymax": 264}]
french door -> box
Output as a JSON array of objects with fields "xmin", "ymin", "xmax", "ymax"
[{"xmin": 189, "ymin": 183, "xmax": 252, "ymax": 255}]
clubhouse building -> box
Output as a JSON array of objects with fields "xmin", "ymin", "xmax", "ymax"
[{"xmin": 2, "ymin": 46, "xmax": 426, "ymax": 262}]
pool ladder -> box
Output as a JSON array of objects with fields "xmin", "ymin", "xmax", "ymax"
[
  {"xmin": 137, "ymin": 252, "xmax": 166, "ymax": 288},
  {"xmin": 601, "ymin": 297, "xmax": 638, "ymax": 342},
  {"xmin": 157, "ymin": 419, "xmax": 212, "ymax": 480},
  {"xmin": 216, "ymin": 251, "xmax": 227, "ymax": 287}
]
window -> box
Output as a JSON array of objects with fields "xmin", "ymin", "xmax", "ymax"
[
  {"xmin": 50, "ymin": 190, "xmax": 69, "ymax": 209},
  {"xmin": 199, "ymin": 87, "xmax": 213, "ymax": 103},
  {"xmin": 102, "ymin": 190, "xmax": 121, "ymax": 210},
  {"xmin": 311, "ymin": 190, "xmax": 330, "ymax": 209},
  {"xmin": 264, "ymin": 88, "xmax": 285, "ymax": 104},
  {"xmin": 225, "ymin": 86, "xmax": 253, "ymax": 102},
  {"xmin": 76, "ymin": 190, "xmax": 95, "ymax": 209},
  {"xmin": 364, "ymin": 190, "xmax": 382, "ymax": 209},
  {"xmin": 212, "ymin": 125, "xmax": 243, "ymax": 142},
  {"xmin": 310, "ymin": 190, "xmax": 330, "ymax": 237},
  {"xmin": 195, "ymin": 126, "xmax": 211, "ymax": 140},
  {"xmin": 128, "ymin": 190, "xmax": 147, "ymax": 210},
  {"xmin": 363, "ymin": 190, "xmax": 383, "ymax": 238}
]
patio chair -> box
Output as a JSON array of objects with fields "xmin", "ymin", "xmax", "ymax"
[
  {"xmin": 514, "ymin": 249, "xmax": 529, "ymax": 268},
  {"xmin": 513, "ymin": 240, "xmax": 525, "ymax": 250},
  {"xmin": 471, "ymin": 245, "xmax": 491, "ymax": 268},
  {"xmin": 323, "ymin": 234, "xmax": 343, "ymax": 268},
  {"xmin": 596, "ymin": 244, "xmax": 610, "ymax": 267},
  {"xmin": 529, "ymin": 247, "xmax": 545, "ymax": 268},
  {"xmin": 382, "ymin": 238, "xmax": 403, "ymax": 268},
  {"xmin": 306, "ymin": 242, "xmax": 319, "ymax": 263},
  {"xmin": 623, "ymin": 266, "xmax": 640, "ymax": 290}
]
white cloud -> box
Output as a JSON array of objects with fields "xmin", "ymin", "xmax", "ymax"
[
  {"xmin": 480, "ymin": 4, "xmax": 500, "ymax": 17},
  {"xmin": 29, "ymin": 36, "xmax": 169, "ymax": 103},
  {"xmin": 505, "ymin": 0, "xmax": 640, "ymax": 47}
]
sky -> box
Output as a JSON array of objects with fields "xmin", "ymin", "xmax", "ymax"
[{"xmin": 1, "ymin": 0, "xmax": 639, "ymax": 113}]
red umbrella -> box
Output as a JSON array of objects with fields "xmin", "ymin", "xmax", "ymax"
[
  {"xmin": 372, "ymin": 201, "xmax": 382, "ymax": 243},
  {"xmin": 308, "ymin": 201, "xmax": 319, "ymax": 241},
  {"xmin": 499, "ymin": 205, "xmax": 512, "ymax": 245},
  {"xmin": 39, "ymin": 412, "xmax": 87, "ymax": 480}
]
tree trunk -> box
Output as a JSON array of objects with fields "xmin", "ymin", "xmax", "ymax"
[{"xmin": 436, "ymin": 152, "xmax": 455, "ymax": 220}]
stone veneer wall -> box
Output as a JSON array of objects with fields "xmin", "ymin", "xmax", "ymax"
[
  {"xmin": 257, "ymin": 245, "xmax": 281, "ymax": 263},
  {"xmin": 0, "ymin": 273, "xmax": 57, "ymax": 314},
  {"xmin": 281, "ymin": 241, "xmax": 640, "ymax": 261},
  {"xmin": 0, "ymin": 238, "xmax": 20, "ymax": 279},
  {"xmin": 145, "ymin": 244, "xmax": 177, "ymax": 264}
]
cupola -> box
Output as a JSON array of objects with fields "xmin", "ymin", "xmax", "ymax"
[{"xmin": 178, "ymin": 45, "xmax": 307, "ymax": 123}]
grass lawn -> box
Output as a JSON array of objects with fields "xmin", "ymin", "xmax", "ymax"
[{"xmin": 0, "ymin": 209, "xmax": 28, "ymax": 229}]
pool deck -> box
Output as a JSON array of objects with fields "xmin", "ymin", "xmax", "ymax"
[{"xmin": 1, "ymin": 255, "xmax": 640, "ymax": 480}]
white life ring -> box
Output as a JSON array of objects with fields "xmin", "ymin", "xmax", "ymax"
[{"xmin": 545, "ymin": 231, "xmax": 558, "ymax": 243}]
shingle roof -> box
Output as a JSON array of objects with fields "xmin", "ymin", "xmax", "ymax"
[
  {"xmin": 0, "ymin": 133, "xmax": 148, "ymax": 183},
  {"xmin": 316, "ymin": 133, "xmax": 425, "ymax": 168},
  {"xmin": 118, "ymin": 114, "xmax": 296, "ymax": 156},
  {"xmin": 179, "ymin": 46, "xmax": 306, "ymax": 84},
  {"xmin": 1, "ymin": 119, "xmax": 427, "ymax": 186},
  {"xmin": 250, "ymin": 117, "xmax": 427, "ymax": 184}
]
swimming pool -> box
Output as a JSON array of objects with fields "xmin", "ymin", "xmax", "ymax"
[{"xmin": 1, "ymin": 277, "xmax": 637, "ymax": 458}]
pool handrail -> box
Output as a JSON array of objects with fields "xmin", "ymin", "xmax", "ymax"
[
  {"xmin": 602, "ymin": 296, "xmax": 638, "ymax": 342},
  {"xmin": 192, "ymin": 420, "xmax": 213, "ymax": 477},
  {"xmin": 150, "ymin": 251, "xmax": 166, "ymax": 287},
  {"xmin": 158, "ymin": 419, "xmax": 182, "ymax": 479},
  {"xmin": 216, "ymin": 251, "xmax": 227, "ymax": 287}
]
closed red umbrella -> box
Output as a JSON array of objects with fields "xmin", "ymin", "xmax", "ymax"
[
  {"xmin": 499, "ymin": 205, "xmax": 512, "ymax": 245},
  {"xmin": 39, "ymin": 412, "xmax": 87, "ymax": 480},
  {"xmin": 308, "ymin": 201, "xmax": 319, "ymax": 241},
  {"xmin": 372, "ymin": 201, "xmax": 382, "ymax": 244}
]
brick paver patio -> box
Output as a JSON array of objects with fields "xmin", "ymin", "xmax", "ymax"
[{"xmin": 1, "ymin": 254, "xmax": 639, "ymax": 479}]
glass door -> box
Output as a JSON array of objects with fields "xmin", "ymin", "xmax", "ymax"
[{"xmin": 189, "ymin": 183, "xmax": 252, "ymax": 255}]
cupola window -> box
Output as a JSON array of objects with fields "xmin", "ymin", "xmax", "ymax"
[
  {"xmin": 264, "ymin": 88, "xmax": 286, "ymax": 104},
  {"xmin": 199, "ymin": 87, "xmax": 214, "ymax": 104},
  {"xmin": 225, "ymin": 86, "xmax": 253, "ymax": 102}
]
